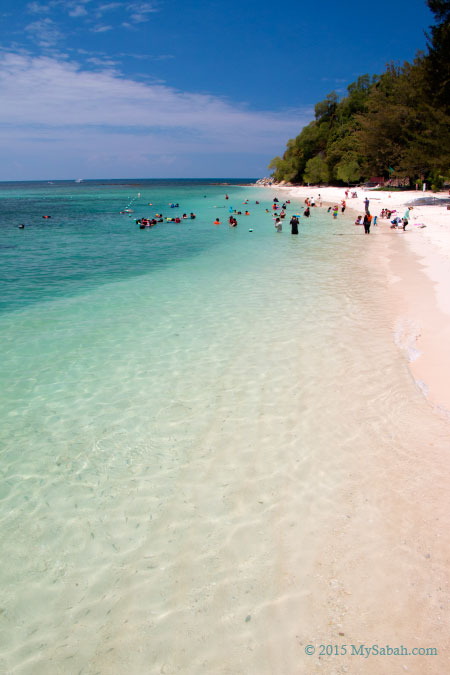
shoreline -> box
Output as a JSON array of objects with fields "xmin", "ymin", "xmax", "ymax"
[
  {"xmin": 253, "ymin": 185, "xmax": 450, "ymax": 673},
  {"xmin": 258, "ymin": 184, "xmax": 450, "ymax": 414}
]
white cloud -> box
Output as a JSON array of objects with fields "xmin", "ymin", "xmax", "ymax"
[
  {"xmin": 127, "ymin": 1, "xmax": 156, "ymax": 14},
  {"xmin": 0, "ymin": 51, "xmax": 312, "ymax": 178},
  {"xmin": 24, "ymin": 18, "xmax": 63, "ymax": 46},
  {"xmin": 96, "ymin": 2, "xmax": 123, "ymax": 14},
  {"xmin": 85, "ymin": 55, "xmax": 118, "ymax": 65},
  {"xmin": 68, "ymin": 5, "xmax": 88, "ymax": 17},
  {"xmin": 91, "ymin": 23, "xmax": 113, "ymax": 31},
  {"xmin": 129, "ymin": 12, "xmax": 147, "ymax": 22},
  {"xmin": 27, "ymin": 1, "xmax": 53, "ymax": 13},
  {"xmin": 126, "ymin": 1, "xmax": 157, "ymax": 23}
]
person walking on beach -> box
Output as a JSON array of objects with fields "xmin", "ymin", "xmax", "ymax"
[
  {"xmin": 364, "ymin": 196, "xmax": 370, "ymax": 214},
  {"xmin": 363, "ymin": 213, "xmax": 372, "ymax": 234}
]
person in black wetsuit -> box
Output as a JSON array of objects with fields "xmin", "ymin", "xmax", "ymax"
[{"xmin": 290, "ymin": 216, "xmax": 299, "ymax": 234}]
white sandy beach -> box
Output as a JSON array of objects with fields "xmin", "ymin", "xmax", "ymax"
[
  {"xmin": 253, "ymin": 184, "xmax": 450, "ymax": 674},
  {"xmin": 267, "ymin": 184, "xmax": 450, "ymax": 414}
]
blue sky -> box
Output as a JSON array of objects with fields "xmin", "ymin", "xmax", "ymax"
[{"xmin": 0, "ymin": 0, "xmax": 433, "ymax": 180}]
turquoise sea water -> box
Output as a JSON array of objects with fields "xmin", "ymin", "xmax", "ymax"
[
  {"xmin": 0, "ymin": 179, "xmax": 259, "ymax": 313},
  {"xmin": 2, "ymin": 180, "xmax": 447, "ymax": 673}
]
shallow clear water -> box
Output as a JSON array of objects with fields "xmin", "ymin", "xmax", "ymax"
[{"xmin": 1, "ymin": 181, "xmax": 448, "ymax": 673}]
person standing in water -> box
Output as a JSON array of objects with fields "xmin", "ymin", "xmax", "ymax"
[{"xmin": 290, "ymin": 216, "xmax": 299, "ymax": 234}]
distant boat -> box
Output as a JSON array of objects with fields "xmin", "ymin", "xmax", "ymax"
[{"xmin": 75, "ymin": 178, "xmax": 83, "ymax": 183}]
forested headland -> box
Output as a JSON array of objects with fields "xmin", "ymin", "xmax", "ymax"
[{"xmin": 269, "ymin": 0, "xmax": 450, "ymax": 190}]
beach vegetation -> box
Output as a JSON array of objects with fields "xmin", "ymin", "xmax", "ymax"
[
  {"xmin": 269, "ymin": 0, "xmax": 450, "ymax": 188},
  {"xmin": 430, "ymin": 169, "xmax": 446, "ymax": 191},
  {"xmin": 303, "ymin": 155, "xmax": 329, "ymax": 185},
  {"xmin": 335, "ymin": 157, "xmax": 362, "ymax": 185}
]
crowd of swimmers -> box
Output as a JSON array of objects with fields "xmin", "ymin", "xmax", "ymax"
[
  {"xmin": 134, "ymin": 205, "xmax": 197, "ymax": 228},
  {"xmin": 122, "ymin": 191, "xmax": 368, "ymax": 234},
  {"xmin": 132, "ymin": 194, "xmax": 412, "ymax": 235},
  {"xmin": 17, "ymin": 191, "xmax": 413, "ymax": 236},
  {"xmin": 270, "ymin": 196, "xmax": 303, "ymax": 234}
]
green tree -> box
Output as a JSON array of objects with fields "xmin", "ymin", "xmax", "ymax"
[
  {"xmin": 314, "ymin": 92, "xmax": 338, "ymax": 122},
  {"xmin": 335, "ymin": 157, "xmax": 362, "ymax": 184},
  {"xmin": 426, "ymin": 0, "xmax": 450, "ymax": 108},
  {"xmin": 303, "ymin": 155, "xmax": 329, "ymax": 184},
  {"xmin": 268, "ymin": 1, "xmax": 450, "ymax": 185}
]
